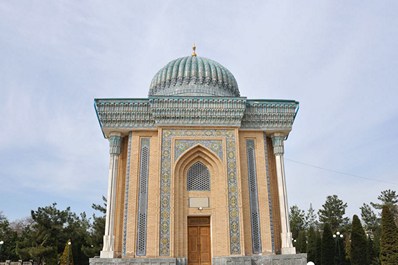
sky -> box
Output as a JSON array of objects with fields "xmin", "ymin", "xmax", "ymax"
[{"xmin": 0, "ymin": 1, "xmax": 397, "ymax": 222}]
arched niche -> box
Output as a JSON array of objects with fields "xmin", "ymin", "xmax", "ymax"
[{"xmin": 172, "ymin": 144, "xmax": 228, "ymax": 257}]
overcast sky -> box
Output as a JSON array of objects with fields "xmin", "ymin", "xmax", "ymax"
[{"xmin": 0, "ymin": 1, "xmax": 397, "ymax": 222}]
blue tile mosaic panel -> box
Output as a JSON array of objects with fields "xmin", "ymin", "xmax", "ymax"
[
  {"xmin": 175, "ymin": 139, "xmax": 223, "ymax": 160},
  {"xmin": 159, "ymin": 129, "xmax": 241, "ymax": 255}
]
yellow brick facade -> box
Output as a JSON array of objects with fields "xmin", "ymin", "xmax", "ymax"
[{"xmin": 111, "ymin": 128, "xmax": 283, "ymax": 258}]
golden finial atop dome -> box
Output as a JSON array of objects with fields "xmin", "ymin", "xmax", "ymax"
[{"xmin": 192, "ymin": 43, "xmax": 197, "ymax": 57}]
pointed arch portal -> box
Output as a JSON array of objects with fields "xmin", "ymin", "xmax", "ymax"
[{"xmin": 173, "ymin": 144, "xmax": 225, "ymax": 262}]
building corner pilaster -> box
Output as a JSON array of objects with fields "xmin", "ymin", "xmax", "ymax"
[
  {"xmin": 101, "ymin": 132, "xmax": 122, "ymax": 259},
  {"xmin": 271, "ymin": 133, "xmax": 296, "ymax": 254}
]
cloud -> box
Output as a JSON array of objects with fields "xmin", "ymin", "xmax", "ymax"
[{"xmin": 0, "ymin": 1, "xmax": 397, "ymax": 221}]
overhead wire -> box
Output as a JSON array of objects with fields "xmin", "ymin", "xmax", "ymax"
[{"xmin": 285, "ymin": 158, "xmax": 398, "ymax": 186}]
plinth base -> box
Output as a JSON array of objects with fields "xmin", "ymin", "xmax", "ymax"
[
  {"xmin": 215, "ymin": 254, "xmax": 307, "ymax": 265},
  {"xmin": 281, "ymin": 247, "xmax": 297, "ymax": 255},
  {"xmin": 90, "ymin": 254, "xmax": 307, "ymax": 265},
  {"xmin": 99, "ymin": 250, "xmax": 114, "ymax": 259}
]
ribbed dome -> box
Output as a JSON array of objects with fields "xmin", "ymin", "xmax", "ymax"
[{"xmin": 149, "ymin": 56, "xmax": 240, "ymax": 97}]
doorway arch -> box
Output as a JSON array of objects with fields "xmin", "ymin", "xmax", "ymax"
[{"xmin": 173, "ymin": 144, "xmax": 227, "ymax": 259}]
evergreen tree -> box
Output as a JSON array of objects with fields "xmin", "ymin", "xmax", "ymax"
[
  {"xmin": 15, "ymin": 203, "xmax": 91, "ymax": 265},
  {"xmin": 0, "ymin": 214, "xmax": 19, "ymax": 261},
  {"xmin": 306, "ymin": 203, "xmax": 319, "ymax": 230},
  {"xmin": 315, "ymin": 230, "xmax": 322, "ymax": 265},
  {"xmin": 82, "ymin": 196, "xmax": 106, "ymax": 258},
  {"xmin": 372, "ymin": 230, "xmax": 381, "ymax": 265},
  {"xmin": 289, "ymin": 205, "xmax": 306, "ymax": 240},
  {"xmin": 65, "ymin": 212, "xmax": 91, "ymax": 265},
  {"xmin": 380, "ymin": 205, "xmax": 398, "ymax": 264},
  {"xmin": 361, "ymin": 203, "xmax": 379, "ymax": 233},
  {"xmin": 368, "ymin": 237, "xmax": 379, "ymax": 265},
  {"xmin": 344, "ymin": 233, "xmax": 351, "ymax": 264},
  {"xmin": 319, "ymin": 195, "xmax": 349, "ymax": 232},
  {"xmin": 350, "ymin": 215, "xmax": 368, "ymax": 265},
  {"xmin": 321, "ymin": 223, "xmax": 335, "ymax": 265},
  {"xmin": 296, "ymin": 230, "xmax": 307, "ymax": 254},
  {"xmin": 15, "ymin": 209, "xmax": 58, "ymax": 265},
  {"xmin": 59, "ymin": 240, "xmax": 74, "ymax": 265},
  {"xmin": 306, "ymin": 226, "xmax": 317, "ymax": 263},
  {"xmin": 371, "ymin": 190, "xmax": 398, "ymax": 221},
  {"xmin": 0, "ymin": 199, "xmax": 107, "ymax": 264}
]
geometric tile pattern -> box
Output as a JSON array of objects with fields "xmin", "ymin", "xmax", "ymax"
[
  {"xmin": 246, "ymin": 139, "xmax": 262, "ymax": 254},
  {"xmin": 94, "ymin": 98, "xmax": 298, "ymax": 133},
  {"xmin": 175, "ymin": 139, "xmax": 223, "ymax": 160},
  {"xmin": 159, "ymin": 129, "xmax": 241, "ymax": 255},
  {"xmin": 122, "ymin": 132, "xmax": 132, "ymax": 256},
  {"xmin": 187, "ymin": 161, "xmax": 210, "ymax": 191},
  {"xmin": 136, "ymin": 138, "xmax": 150, "ymax": 256}
]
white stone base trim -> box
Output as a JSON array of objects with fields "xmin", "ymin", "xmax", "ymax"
[
  {"xmin": 100, "ymin": 235, "xmax": 114, "ymax": 258},
  {"xmin": 99, "ymin": 250, "xmax": 114, "ymax": 259},
  {"xmin": 281, "ymin": 247, "xmax": 297, "ymax": 255}
]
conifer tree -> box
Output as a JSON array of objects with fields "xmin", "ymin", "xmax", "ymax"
[
  {"xmin": 15, "ymin": 203, "xmax": 90, "ymax": 265},
  {"xmin": 380, "ymin": 205, "xmax": 398, "ymax": 264},
  {"xmin": 344, "ymin": 233, "xmax": 351, "ymax": 264},
  {"xmin": 59, "ymin": 240, "xmax": 74, "ymax": 265},
  {"xmin": 289, "ymin": 205, "xmax": 306, "ymax": 240},
  {"xmin": 321, "ymin": 223, "xmax": 334, "ymax": 265},
  {"xmin": 361, "ymin": 203, "xmax": 379, "ymax": 233},
  {"xmin": 350, "ymin": 215, "xmax": 368, "ymax": 265},
  {"xmin": 296, "ymin": 230, "xmax": 307, "ymax": 254},
  {"xmin": 371, "ymin": 190, "xmax": 398, "ymax": 220},
  {"xmin": 306, "ymin": 226, "xmax": 317, "ymax": 263},
  {"xmin": 372, "ymin": 231, "xmax": 381, "ymax": 265},
  {"xmin": 0, "ymin": 214, "xmax": 19, "ymax": 261},
  {"xmin": 306, "ymin": 203, "xmax": 319, "ymax": 230},
  {"xmin": 315, "ymin": 230, "xmax": 322, "ymax": 265},
  {"xmin": 82, "ymin": 197, "xmax": 106, "ymax": 258},
  {"xmin": 319, "ymin": 195, "xmax": 349, "ymax": 232},
  {"xmin": 368, "ymin": 237, "xmax": 378, "ymax": 265}
]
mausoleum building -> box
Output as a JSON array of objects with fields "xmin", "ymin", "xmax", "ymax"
[{"xmin": 91, "ymin": 48, "xmax": 305, "ymax": 265}]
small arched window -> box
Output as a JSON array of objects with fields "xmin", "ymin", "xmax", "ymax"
[{"xmin": 187, "ymin": 162, "xmax": 210, "ymax": 191}]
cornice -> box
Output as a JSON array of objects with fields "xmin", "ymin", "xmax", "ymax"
[
  {"xmin": 94, "ymin": 99, "xmax": 155, "ymax": 136},
  {"xmin": 241, "ymin": 100, "xmax": 299, "ymax": 131},
  {"xmin": 94, "ymin": 97, "xmax": 299, "ymax": 137}
]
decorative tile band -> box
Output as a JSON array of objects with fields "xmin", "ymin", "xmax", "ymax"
[
  {"xmin": 175, "ymin": 139, "xmax": 223, "ymax": 160},
  {"xmin": 94, "ymin": 98, "xmax": 299, "ymax": 134},
  {"xmin": 122, "ymin": 132, "xmax": 132, "ymax": 256},
  {"xmin": 263, "ymin": 134, "xmax": 275, "ymax": 253},
  {"xmin": 150, "ymin": 97, "xmax": 246, "ymax": 127},
  {"xmin": 159, "ymin": 129, "xmax": 241, "ymax": 255},
  {"xmin": 241, "ymin": 101, "xmax": 298, "ymax": 130},
  {"xmin": 95, "ymin": 99, "xmax": 155, "ymax": 129},
  {"xmin": 246, "ymin": 140, "xmax": 262, "ymax": 254},
  {"xmin": 136, "ymin": 138, "xmax": 151, "ymax": 256}
]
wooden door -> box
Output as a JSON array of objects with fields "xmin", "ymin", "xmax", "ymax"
[{"xmin": 188, "ymin": 217, "xmax": 211, "ymax": 265}]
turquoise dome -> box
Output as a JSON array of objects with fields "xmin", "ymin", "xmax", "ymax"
[{"xmin": 149, "ymin": 56, "xmax": 240, "ymax": 97}]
